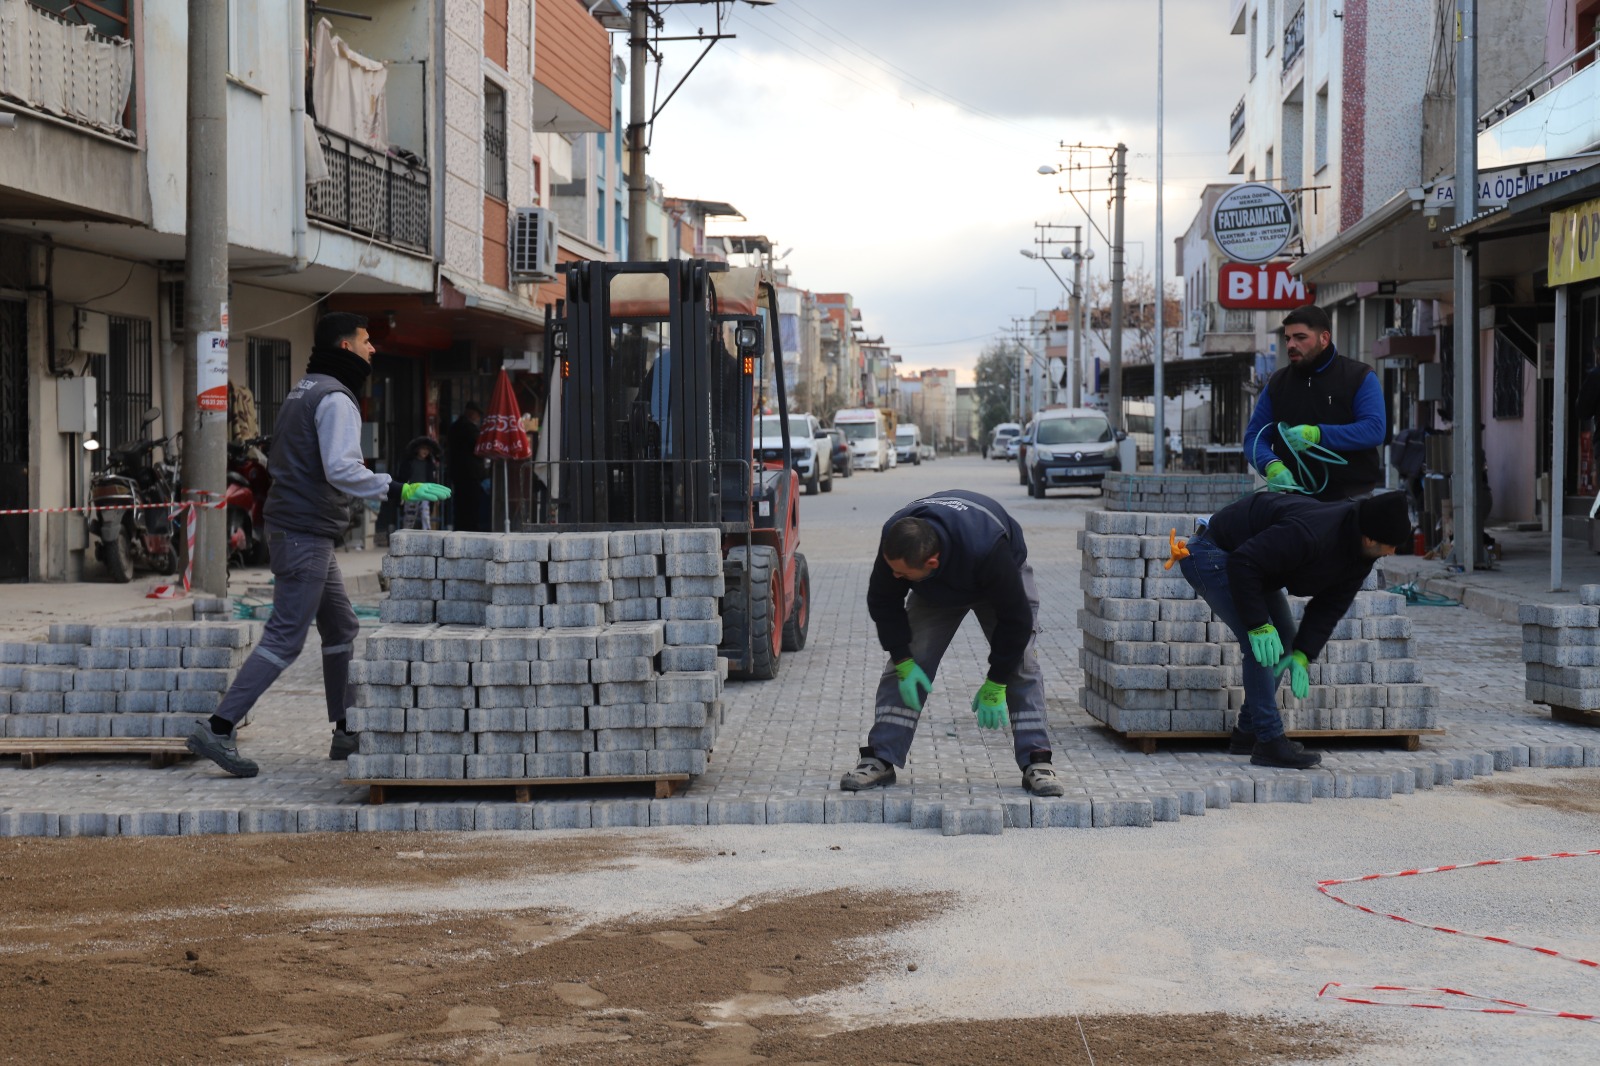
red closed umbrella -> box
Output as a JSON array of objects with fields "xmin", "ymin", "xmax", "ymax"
[{"xmin": 475, "ymin": 369, "xmax": 532, "ymax": 461}]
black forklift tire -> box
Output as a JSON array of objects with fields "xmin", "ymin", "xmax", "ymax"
[
  {"xmin": 782, "ymin": 552, "xmax": 810, "ymax": 652},
  {"xmin": 105, "ymin": 524, "xmax": 134, "ymax": 584},
  {"xmin": 723, "ymin": 545, "xmax": 781, "ymax": 680}
]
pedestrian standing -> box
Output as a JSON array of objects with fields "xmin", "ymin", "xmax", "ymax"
[
  {"xmin": 1244, "ymin": 304, "xmax": 1387, "ymax": 500},
  {"xmin": 186, "ymin": 313, "xmax": 451, "ymax": 777},
  {"xmin": 840, "ymin": 490, "xmax": 1066, "ymax": 797},
  {"xmin": 1176, "ymin": 491, "xmax": 1411, "ymax": 769},
  {"xmin": 447, "ymin": 402, "xmax": 487, "ymax": 531}
]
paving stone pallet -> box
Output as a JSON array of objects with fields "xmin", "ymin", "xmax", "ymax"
[
  {"xmin": 347, "ymin": 772, "xmax": 693, "ymax": 804},
  {"xmin": 1100, "ymin": 472, "xmax": 1257, "ymax": 514},
  {"xmin": 1520, "ymin": 588, "xmax": 1600, "ymax": 725},
  {"xmin": 1077, "ymin": 507, "xmax": 1441, "ymax": 745},
  {"xmin": 352, "ymin": 528, "xmax": 726, "ymax": 784},
  {"xmin": 0, "ymin": 621, "xmax": 258, "ymax": 745},
  {"xmin": 0, "ymin": 737, "xmax": 193, "ymax": 769}
]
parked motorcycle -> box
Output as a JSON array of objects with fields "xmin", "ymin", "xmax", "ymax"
[
  {"xmin": 226, "ymin": 436, "xmax": 272, "ymax": 567},
  {"xmin": 86, "ymin": 407, "xmax": 181, "ymax": 583}
]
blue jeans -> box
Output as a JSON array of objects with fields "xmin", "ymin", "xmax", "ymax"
[
  {"xmin": 1178, "ymin": 533, "xmax": 1297, "ymax": 741},
  {"xmin": 213, "ymin": 526, "xmax": 359, "ymax": 727},
  {"xmin": 865, "ymin": 563, "xmax": 1053, "ymax": 771}
]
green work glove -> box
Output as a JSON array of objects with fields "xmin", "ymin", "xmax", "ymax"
[
  {"xmin": 971, "ymin": 679, "xmax": 1009, "ymax": 730},
  {"xmin": 1264, "ymin": 460, "xmax": 1300, "ymax": 493},
  {"xmin": 401, "ymin": 482, "xmax": 452, "ymax": 503},
  {"xmin": 894, "ymin": 658, "xmax": 932, "ymax": 712},
  {"xmin": 1247, "ymin": 623, "xmax": 1283, "ymax": 668},
  {"xmin": 1275, "ymin": 650, "xmax": 1310, "ymax": 699},
  {"xmin": 1282, "ymin": 424, "xmax": 1321, "ymax": 453}
]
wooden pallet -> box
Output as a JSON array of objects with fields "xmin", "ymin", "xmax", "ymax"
[
  {"xmin": 1549, "ymin": 705, "xmax": 1600, "ymax": 727},
  {"xmin": 0, "ymin": 737, "xmax": 193, "ymax": 769},
  {"xmin": 1110, "ymin": 727, "xmax": 1445, "ymax": 755},
  {"xmin": 345, "ymin": 774, "xmax": 692, "ymax": 805}
]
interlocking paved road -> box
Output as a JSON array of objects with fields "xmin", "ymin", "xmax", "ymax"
[{"xmin": 1, "ymin": 457, "xmax": 1594, "ymax": 835}]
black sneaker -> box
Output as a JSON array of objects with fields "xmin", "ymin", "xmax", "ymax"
[
  {"xmin": 1250, "ymin": 736, "xmax": 1321, "ymax": 770},
  {"xmin": 185, "ymin": 721, "xmax": 260, "ymax": 778},
  {"xmin": 329, "ymin": 729, "xmax": 359, "ymax": 761},
  {"xmin": 1228, "ymin": 728, "xmax": 1256, "ymax": 754},
  {"xmin": 840, "ymin": 756, "xmax": 895, "ymax": 791},
  {"xmin": 1022, "ymin": 762, "xmax": 1066, "ymax": 797}
]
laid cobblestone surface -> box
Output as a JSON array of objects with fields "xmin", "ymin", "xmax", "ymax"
[{"xmin": 1, "ymin": 461, "xmax": 1596, "ymax": 836}]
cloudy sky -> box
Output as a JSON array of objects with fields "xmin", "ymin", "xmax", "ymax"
[{"xmin": 642, "ymin": 0, "xmax": 1245, "ymax": 380}]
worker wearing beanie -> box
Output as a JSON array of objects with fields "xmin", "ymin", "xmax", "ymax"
[{"xmin": 1177, "ymin": 491, "xmax": 1410, "ymax": 768}]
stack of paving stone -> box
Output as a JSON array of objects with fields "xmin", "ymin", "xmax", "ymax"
[
  {"xmin": 1100, "ymin": 471, "xmax": 1255, "ymax": 513},
  {"xmin": 1078, "ymin": 509, "xmax": 1439, "ymax": 737},
  {"xmin": 1522, "ymin": 586, "xmax": 1600, "ymax": 712},
  {"xmin": 347, "ymin": 528, "xmax": 726, "ymax": 783},
  {"xmin": 0, "ymin": 622, "xmax": 257, "ymax": 739}
]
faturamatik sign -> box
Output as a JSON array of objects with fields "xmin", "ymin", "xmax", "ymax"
[
  {"xmin": 1210, "ymin": 183, "xmax": 1295, "ymax": 264},
  {"xmin": 1549, "ymin": 195, "xmax": 1600, "ymax": 286}
]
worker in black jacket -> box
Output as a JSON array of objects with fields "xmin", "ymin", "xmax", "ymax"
[
  {"xmin": 840, "ymin": 490, "xmax": 1065, "ymax": 797},
  {"xmin": 1177, "ymin": 491, "xmax": 1411, "ymax": 768},
  {"xmin": 1243, "ymin": 304, "xmax": 1387, "ymax": 500}
]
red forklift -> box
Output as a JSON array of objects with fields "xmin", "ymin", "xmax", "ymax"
[{"xmin": 543, "ymin": 258, "xmax": 809, "ymax": 680}]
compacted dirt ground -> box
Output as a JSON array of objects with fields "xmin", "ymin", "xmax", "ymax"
[{"xmin": 0, "ymin": 834, "xmax": 1354, "ymax": 1065}]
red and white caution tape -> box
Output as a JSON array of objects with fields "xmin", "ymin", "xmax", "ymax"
[{"xmin": 1317, "ymin": 849, "xmax": 1600, "ymax": 1024}]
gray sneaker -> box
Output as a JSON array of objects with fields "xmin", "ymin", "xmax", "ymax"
[
  {"xmin": 1023, "ymin": 762, "xmax": 1066, "ymax": 797},
  {"xmin": 840, "ymin": 755, "xmax": 896, "ymax": 791},
  {"xmin": 185, "ymin": 722, "xmax": 259, "ymax": 778},
  {"xmin": 329, "ymin": 730, "xmax": 359, "ymax": 761}
]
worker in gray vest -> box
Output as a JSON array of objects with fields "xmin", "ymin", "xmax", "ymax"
[{"xmin": 187, "ymin": 313, "xmax": 451, "ymax": 777}]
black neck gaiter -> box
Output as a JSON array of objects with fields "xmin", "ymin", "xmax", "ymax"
[{"xmin": 306, "ymin": 345, "xmax": 372, "ymax": 395}]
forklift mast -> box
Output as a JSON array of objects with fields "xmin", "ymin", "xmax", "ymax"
[{"xmin": 548, "ymin": 258, "xmax": 789, "ymax": 529}]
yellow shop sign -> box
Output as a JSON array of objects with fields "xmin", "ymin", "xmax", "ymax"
[{"xmin": 1549, "ymin": 197, "xmax": 1600, "ymax": 286}]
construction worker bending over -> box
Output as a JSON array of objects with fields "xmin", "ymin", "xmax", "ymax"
[
  {"xmin": 187, "ymin": 313, "xmax": 452, "ymax": 778},
  {"xmin": 1177, "ymin": 491, "xmax": 1410, "ymax": 769},
  {"xmin": 840, "ymin": 490, "xmax": 1066, "ymax": 797}
]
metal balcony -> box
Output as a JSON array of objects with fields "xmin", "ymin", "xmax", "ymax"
[
  {"xmin": 306, "ymin": 125, "xmax": 431, "ymax": 254},
  {"xmin": 1282, "ymin": 4, "xmax": 1305, "ymax": 74},
  {"xmin": 1229, "ymin": 97, "xmax": 1246, "ymax": 148}
]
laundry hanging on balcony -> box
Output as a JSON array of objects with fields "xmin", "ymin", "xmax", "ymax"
[
  {"xmin": 311, "ymin": 16, "xmax": 388, "ymax": 151},
  {"xmin": 0, "ymin": 0, "xmax": 133, "ymax": 135}
]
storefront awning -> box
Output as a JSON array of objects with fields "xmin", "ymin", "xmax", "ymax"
[
  {"xmin": 1289, "ymin": 187, "xmax": 1454, "ymax": 286},
  {"xmin": 1113, "ymin": 352, "xmax": 1255, "ymax": 398}
]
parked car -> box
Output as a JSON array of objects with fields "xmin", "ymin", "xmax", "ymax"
[
  {"xmin": 824, "ymin": 427, "xmax": 852, "ymax": 478},
  {"xmin": 755, "ymin": 412, "xmax": 833, "ymax": 494},
  {"xmin": 1024, "ymin": 407, "xmax": 1125, "ymax": 497},
  {"xmin": 989, "ymin": 422, "xmax": 1021, "ymax": 460}
]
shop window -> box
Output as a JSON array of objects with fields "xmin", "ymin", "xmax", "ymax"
[{"xmin": 247, "ymin": 336, "xmax": 291, "ymax": 435}]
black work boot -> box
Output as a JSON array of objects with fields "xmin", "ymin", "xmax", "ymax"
[{"xmin": 1250, "ymin": 735, "xmax": 1321, "ymax": 769}]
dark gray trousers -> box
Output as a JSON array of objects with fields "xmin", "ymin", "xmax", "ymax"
[
  {"xmin": 213, "ymin": 526, "xmax": 359, "ymax": 727},
  {"xmin": 865, "ymin": 562, "xmax": 1054, "ymax": 771}
]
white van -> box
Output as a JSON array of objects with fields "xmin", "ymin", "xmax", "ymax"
[
  {"xmin": 895, "ymin": 423, "xmax": 922, "ymax": 466},
  {"xmin": 833, "ymin": 408, "xmax": 890, "ymax": 472}
]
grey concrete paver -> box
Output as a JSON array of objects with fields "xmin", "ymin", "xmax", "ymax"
[{"xmin": 1, "ymin": 459, "xmax": 1597, "ymax": 834}]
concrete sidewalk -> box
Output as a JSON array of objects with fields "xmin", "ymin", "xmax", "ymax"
[{"xmin": 1378, "ymin": 526, "xmax": 1600, "ymax": 622}]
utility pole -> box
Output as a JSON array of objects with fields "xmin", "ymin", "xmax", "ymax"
[
  {"xmin": 1071, "ymin": 232, "xmax": 1084, "ymax": 408},
  {"xmin": 1109, "ymin": 143, "xmax": 1127, "ymax": 436},
  {"xmin": 626, "ymin": 1, "xmax": 650, "ymax": 259},
  {"xmin": 1452, "ymin": 0, "xmax": 1481, "ymax": 569},
  {"xmin": 1153, "ymin": 0, "xmax": 1166, "ymax": 473},
  {"xmin": 184, "ymin": 0, "xmax": 228, "ymax": 595}
]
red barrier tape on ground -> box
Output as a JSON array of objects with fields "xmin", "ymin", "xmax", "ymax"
[{"xmin": 1317, "ymin": 849, "xmax": 1600, "ymax": 1023}]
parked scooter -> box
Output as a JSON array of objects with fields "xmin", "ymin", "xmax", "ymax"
[
  {"xmin": 226, "ymin": 436, "xmax": 272, "ymax": 567},
  {"xmin": 85, "ymin": 407, "xmax": 181, "ymax": 583}
]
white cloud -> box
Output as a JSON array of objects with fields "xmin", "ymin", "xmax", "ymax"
[{"xmin": 642, "ymin": 0, "xmax": 1243, "ymax": 379}]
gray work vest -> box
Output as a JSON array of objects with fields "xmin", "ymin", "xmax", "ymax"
[{"xmin": 262, "ymin": 374, "xmax": 358, "ymax": 539}]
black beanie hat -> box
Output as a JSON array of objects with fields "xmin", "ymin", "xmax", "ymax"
[{"xmin": 1357, "ymin": 492, "xmax": 1411, "ymax": 547}]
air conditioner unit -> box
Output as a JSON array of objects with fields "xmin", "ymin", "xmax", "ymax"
[{"xmin": 509, "ymin": 207, "xmax": 558, "ymax": 282}]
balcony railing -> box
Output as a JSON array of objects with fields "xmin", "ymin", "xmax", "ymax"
[
  {"xmin": 307, "ymin": 125, "xmax": 431, "ymax": 254},
  {"xmin": 0, "ymin": 1, "xmax": 135, "ymax": 136},
  {"xmin": 1281, "ymin": 4, "xmax": 1305, "ymax": 74},
  {"xmin": 1229, "ymin": 96, "xmax": 1246, "ymax": 148},
  {"xmin": 1207, "ymin": 305, "xmax": 1255, "ymax": 334}
]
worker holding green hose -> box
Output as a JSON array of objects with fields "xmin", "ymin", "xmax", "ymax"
[{"xmin": 1244, "ymin": 304, "xmax": 1387, "ymax": 501}]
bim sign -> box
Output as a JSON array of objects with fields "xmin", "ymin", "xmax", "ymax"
[{"xmin": 1217, "ymin": 262, "xmax": 1315, "ymax": 310}]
